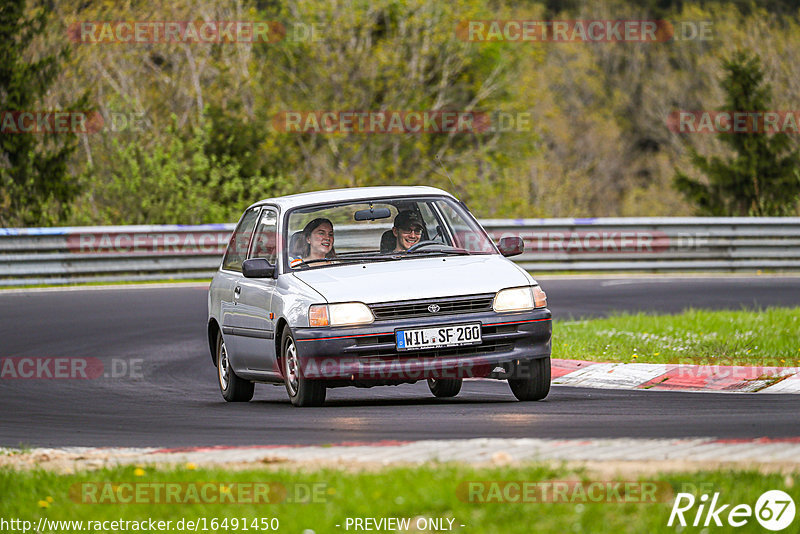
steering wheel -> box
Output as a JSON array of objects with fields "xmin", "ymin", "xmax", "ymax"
[{"xmin": 406, "ymin": 240, "xmax": 441, "ymax": 253}]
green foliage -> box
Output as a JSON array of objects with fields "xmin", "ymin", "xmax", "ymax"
[
  {"xmin": 251, "ymin": 0, "xmax": 533, "ymax": 197},
  {"xmin": 8, "ymin": 0, "xmax": 800, "ymax": 225},
  {"xmin": 674, "ymin": 50, "xmax": 800, "ymax": 215},
  {"xmin": 0, "ymin": 0, "xmax": 89, "ymax": 226},
  {"xmin": 74, "ymin": 115, "xmax": 284, "ymax": 225}
]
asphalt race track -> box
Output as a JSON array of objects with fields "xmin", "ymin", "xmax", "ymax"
[{"xmin": 1, "ymin": 276, "xmax": 799, "ymax": 448}]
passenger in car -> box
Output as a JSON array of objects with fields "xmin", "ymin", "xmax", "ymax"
[
  {"xmin": 290, "ymin": 218, "xmax": 336, "ymax": 267},
  {"xmin": 392, "ymin": 210, "xmax": 424, "ymax": 252}
]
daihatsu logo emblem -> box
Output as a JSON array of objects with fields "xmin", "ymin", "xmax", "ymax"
[{"xmin": 428, "ymin": 304, "xmax": 441, "ymax": 313}]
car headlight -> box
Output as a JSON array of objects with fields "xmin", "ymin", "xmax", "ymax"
[
  {"xmin": 493, "ymin": 286, "xmax": 547, "ymax": 312},
  {"xmin": 309, "ymin": 302, "xmax": 374, "ymax": 327}
]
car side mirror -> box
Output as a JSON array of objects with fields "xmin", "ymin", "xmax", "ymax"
[
  {"xmin": 242, "ymin": 258, "xmax": 276, "ymax": 278},
  {"xmin": 497, "ymin": 236, "xmax": 524, "ymax": 257}
]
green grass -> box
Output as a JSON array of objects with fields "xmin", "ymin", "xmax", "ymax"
[
  {"xmin": 553, "ymin": 307, "xmax": 800, "ymax": 367},
  {"xmin": 0, "ymin": 464, "xmax": 797, "ymax": 533}
]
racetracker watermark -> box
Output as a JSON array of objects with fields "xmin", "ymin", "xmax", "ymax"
[
  {"xmin": 670, "ymin": 359, "xmax": 798, "ymax": 380},
  {"xmin": 272, "ymin": 111, "xmax": 532, "ymax": 134},
  {"xmin": 0, "ymin": 111, "xmax": 103, "ymax": 134},
  {"xmin": 486, "ymin": 230, "xmax": 711, "ymax": 254},
  {"xmin": 68, "ymin": 21, "xmax": 321, "ymax": 44},
  {"xmin": 68, "ymin": 230, "xmax": 231, "ymax": 255},
  {"xmin": 70, "ymin": 482, "xmax": 328, "ymax": 504},
  {"xmin": 0, "ymin": 111, "xmax": 146, "ymax": 134},
  {"xmin": 456, "ymin": 20, "xmax": 711, "ymax": 42},
  {"xmin": 458, "ymin": 480, "xmax": 674, "ymax": 503},
  {"xmin": 668, "ymin": 111, "xmax": 800, "ymax": 134},
  {"xmin": 0, "ymin": 357, "xmax": 142, "ymax": 379},
  {"xmin": 292, "ymin": 355, "xmax": 552, "ymax": 381}
]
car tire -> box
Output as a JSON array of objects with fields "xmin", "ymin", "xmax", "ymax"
[
  {"xmin": 281, "ymin": 328, "xmax": 326, "ymax": 407},
  {"xmin": 427, "ymin": 378, "xmax": 462, "ymax": 398},
  {"xmin": 508, "ymin": 357, "xmax": 551, "ymax": 401},
  {"xmin": 216, "ymin": 332, "xmax": 255, "ymax": 402}
]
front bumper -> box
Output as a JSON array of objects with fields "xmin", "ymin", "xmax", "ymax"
[{"xmin": 293, "ymin": 308, "xmax": 552, "ymax": 382}]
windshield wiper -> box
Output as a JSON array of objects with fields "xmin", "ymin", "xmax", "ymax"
[
  {"xmin": 405, "ymin": 241, "xmax": 471, "ymax": 255},
  {"xmin": 293, "ymin": 254, "xmax": 396, "ymax": 267},
  {"xmin": 405, "ymin": 248, "xmax": 471, "ymax": 256}
]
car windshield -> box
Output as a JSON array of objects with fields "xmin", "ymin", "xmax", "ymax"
[{"xmin": 285, "ymin": 196, "xmax": 497, "ymax": 269}]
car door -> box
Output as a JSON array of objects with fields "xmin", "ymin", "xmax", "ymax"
[
  {"xmin": 219, "ymin": 206, "xmax": 261, "ymax": 368},
  {"xmin": 233, "ymin": 207, "xmax": 281, "ymax": 375}
]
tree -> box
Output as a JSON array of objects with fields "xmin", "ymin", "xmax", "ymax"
[
  {"xmin": 75, "ymin": 114, "xmax": 283, "ymax": 225},
  {"xmin": 0, "ymin": 0, "xmax": 90, "ymax": 226},
  {"xmin": 674, "ymin": 50, "xmax": 800, "ymax": 216}
]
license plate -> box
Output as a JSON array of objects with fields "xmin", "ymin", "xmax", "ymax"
[{"xmin": 395, "ymin": 323, "xmax": 482, "ymax": 351}]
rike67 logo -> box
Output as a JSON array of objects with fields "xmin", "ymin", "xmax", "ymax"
[{"xmin": 669, "ymin": 490, "xmax": 795, "ymax": 531}]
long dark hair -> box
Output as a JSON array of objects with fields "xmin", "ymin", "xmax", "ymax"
[{"xmin": 302, "ymin": 217, "xmax": 336, "ymax": 258}]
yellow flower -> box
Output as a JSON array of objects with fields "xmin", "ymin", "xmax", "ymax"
[
  {"xmin": 632, "ymin": 355, "xmax": 638, "ymax": 359},
  {"xmin": 781, "ymin": 359, "xmax": 786, "ymax": 364},
  {"xmin": 185, "ymin": 462, "xmax": 197, "ymax": 470},
  {"xmin": 45, "ymin": 496, "xmax": 54, "ymax": 503},
  {"xmin": 220, "ymin": 485, "xmax": 231, "ymax": 494},
  {"xmin": 654, "ymin": 352, "xmax": 660, "ymax": 356},
  {"xmin": 37, "ymin": 500, "xmax": 49, "ymax": 508},
  {"xmin": 133, "ymin": 468, "xmax": 145, "ymax": 477}
]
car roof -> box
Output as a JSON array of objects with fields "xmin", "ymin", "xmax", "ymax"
[{"xmin": 249, "ymin": 186, "xmax": 455, "ymax": 211}]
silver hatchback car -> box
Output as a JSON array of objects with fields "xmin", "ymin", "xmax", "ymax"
[{"xmin": 207, "ymin": 186, "xmax": 551, "ymax": 406}]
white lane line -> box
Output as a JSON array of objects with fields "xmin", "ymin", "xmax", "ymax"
[{"xmin": 0, "ymin": 282, "xmax": 209, "ymax": 294}]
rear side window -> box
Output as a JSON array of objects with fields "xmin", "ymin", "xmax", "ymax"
[{"xmin": 222, "ymin": 207, "xmax": 260, "ymax": 272}]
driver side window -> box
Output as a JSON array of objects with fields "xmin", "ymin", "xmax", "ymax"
[
  {"xmin": 222, "ymin": 207, "xmax": 260, "ymax": 272},
  {"xmin": 418, "ymin": 202, "xmax": 447, "ymax": 244},
  {"xmin": 249, "ymin": 208, "xmax": 279, "ymax": 264}
]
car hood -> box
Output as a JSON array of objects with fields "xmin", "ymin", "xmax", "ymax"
[{"xmin": 291, "ymin": 254, "xmax": 531, "ymax": 304}]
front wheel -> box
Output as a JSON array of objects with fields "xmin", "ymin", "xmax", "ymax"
[
  {"xmin": 508, "ymin": 357, "xmax": 551, "ymax": 401},
  {"xmin": 281, "ymin": 328, "xmax": 326, "ymax": 407},
  {"xmin": 216, "ymin": 333, "xmax": 254, "ymax": 402},
  {"xmin": 427, "ymin": 378, "xmax": 462, "ymax": 398}
]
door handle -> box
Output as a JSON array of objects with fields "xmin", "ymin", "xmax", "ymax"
[{"xmin": 234, "ymin": 286, "xmax": 241, "ymax": 298}]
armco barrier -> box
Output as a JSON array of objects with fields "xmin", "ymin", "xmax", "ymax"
[
  {"xmin": 483, "ymin": 217, "xmax": 800, "ymax": 272},
  {"xmin": 1, "ymin": 218, "xmax": 799, "ymax": 286},
  {"xmin": 0, "ymin": 224, "xmax": 233, "ymax": 286}
]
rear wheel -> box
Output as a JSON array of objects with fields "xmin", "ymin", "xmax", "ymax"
[
  {"xmin": 281, "ymin": 328, "xmax": 326, "ymax": 407},
  {"xmin": 216, "ymin": 333, "xmax": 254, "ymax": 402},
  {"xmin": 427, "ymin": 378, "xmax": 462, "ymax": 398},
  {"xmin": 508, "ymin": 357, "xmax": 551, "ymax": 401}
]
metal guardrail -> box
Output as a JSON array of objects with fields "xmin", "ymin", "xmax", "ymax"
[
  {"xmin": 484, "ymin": 217, "xmax": 800, "ymax": 273},
  {"xmin": 1, "ymin": 218, "xmax": 799, "ymax": 286}
]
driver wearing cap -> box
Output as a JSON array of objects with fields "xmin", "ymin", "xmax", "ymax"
[{"xmin": 392, "ymin": 210, "xmax": 425, "ymax": 252}]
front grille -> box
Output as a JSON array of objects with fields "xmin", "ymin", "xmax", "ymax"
[{"xmin": 369, "ymin": 294, "xmax": 495, "ymax": 321}]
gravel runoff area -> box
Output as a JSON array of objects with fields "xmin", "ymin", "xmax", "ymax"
[{"xmin": 3, "ymin": 438, "xmax": 800, "ymax": 476}]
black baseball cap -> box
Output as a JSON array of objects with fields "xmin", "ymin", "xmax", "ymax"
[{"xmin": 394, "ymin": 210, "xmax": 424, "ymax": 230}]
